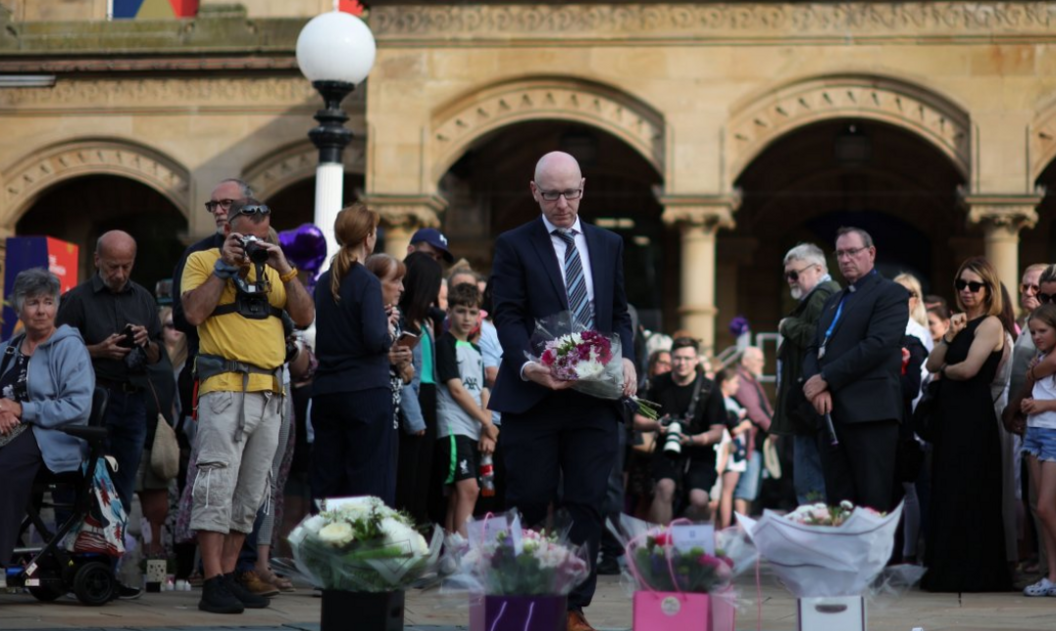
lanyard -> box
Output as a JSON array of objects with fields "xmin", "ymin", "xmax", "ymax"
[{"xmin": 821, "ymin": 292, "xmax": 849, "ymax": 349}]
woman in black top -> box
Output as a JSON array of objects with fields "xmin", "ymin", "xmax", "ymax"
[{"xmin": 310, "ymin": 203, "xmax": 396, "ymax": 506}]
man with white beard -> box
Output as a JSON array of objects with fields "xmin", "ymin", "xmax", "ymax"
[{"xmin": 772, "ymin": 243, "xmax": 840, "ymax": 504}]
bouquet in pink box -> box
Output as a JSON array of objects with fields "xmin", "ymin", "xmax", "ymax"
[
  {"xmin": 530, "ymin": 311, "xmax": 659, "ymax": 418},
  {"xmin": 609, "ymin": 515, "xmax": 755, "ymax": 631}
]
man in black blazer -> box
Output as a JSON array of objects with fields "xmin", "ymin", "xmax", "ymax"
[
  {"xmin": 802, "ymin": 227, "xmax": 908, "ymax": 512},
  {"xmin": 490, "ymin": 151, "xmax": 636, "ymax": 631}
]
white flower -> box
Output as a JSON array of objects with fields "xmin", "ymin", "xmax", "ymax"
[
  {"xmin": 317, "ymin": 521, "xmax": 355, "ymax": 547},
  {"xmin": 380, "ymin": 517, "xmax": 428, "ymax": 556},
  {"xmin": 575, "ymin": 359, "xmax": 605, "ymax": 379},
  {"xmin": 839, "ymin": 500, "xmax": 855, "ymax": 510}
]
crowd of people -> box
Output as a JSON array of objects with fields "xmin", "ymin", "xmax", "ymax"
[{"xmin": 0, "ymin": 150, "xmax": 1055, "ymax": 630}]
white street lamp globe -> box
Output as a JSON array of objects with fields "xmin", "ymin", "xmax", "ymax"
[{"xmin": 296, "ymin": 11, "xmax": 376, "ymax": 86}]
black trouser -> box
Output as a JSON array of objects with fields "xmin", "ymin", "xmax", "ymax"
[
  {"xmin": 818, "ymin": 418, "xmax": 899, "ymax": 512},
  {"xmin": 311, "ymin": 388, "xmax": 396, "ymax": 506},
  {"xmin": 0, "ymin": 430, "xmax": 42, "ymax": 567},
  {"xmin": 396, "ymin": 384, "xmax": 438, "ymax": 524},
  {"xmin": 502, "ymin": 392, "xmax": 619, "ymax": 611}
]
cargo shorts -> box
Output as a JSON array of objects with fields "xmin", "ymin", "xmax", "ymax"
[{"xmin": 189, "ymin": 390, "xmax": 281, "ymax": 534}]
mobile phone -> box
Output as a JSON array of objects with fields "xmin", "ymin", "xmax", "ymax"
[
  {"xmin": 118, "ymin": 324, "xmax": 136, "ymax": 349},
  {"xmin": 396, "ymin": 331, "xmax": 419, "ymax": 349}
]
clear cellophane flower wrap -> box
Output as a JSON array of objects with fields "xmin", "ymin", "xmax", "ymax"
[
  {"xmin": 607, "ymin": 514, "xmax": 756, "ymax": 593},
  {"xmin": 442, "ymin": 509, "xmax": 590, "ymax": 596},
  {"xmin": 287, "ymin": 496, "xmax": 442, "ymax": 592},
  {"xmin": 527, "ymin": 311, "xmax": 658, "ymax": 418},
  {"xmin": 736, "ymin": 501, "xmax": 904, "ymax": 598}
]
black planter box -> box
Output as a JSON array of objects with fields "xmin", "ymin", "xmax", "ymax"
[{"xmin": 321, "ymin": 589, "xmax": 405, "ymax": 631}]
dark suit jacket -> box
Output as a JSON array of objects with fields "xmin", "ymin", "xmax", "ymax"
[
  {"xmin": 802, "ymin": 271, "xmax": 908, "ymax": 424},
  {"xmin": 489, "ymin": 217, "xmax": 635, "ymax": 415}
]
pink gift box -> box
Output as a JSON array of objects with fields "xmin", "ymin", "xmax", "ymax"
[{"xmin": 633, "ymin": 590, "xmax": 736, "ymax": 631}]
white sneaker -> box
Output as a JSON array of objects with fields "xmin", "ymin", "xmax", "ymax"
[{"xmin": 1023, "ymin": 577, "xmax": 1056, "ymax": 597}]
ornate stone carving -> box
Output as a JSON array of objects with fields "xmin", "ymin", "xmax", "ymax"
[
  {"xmin": 431, "ymin": 78, "xmax": 664, "ymax": 179},
  {"xmin": 961, "ymin": 191, "xmax": 1043, "ymax": 230},
  {"xmin": 658, "ymin": 193, "xmax": 742, "ymax": 231},
  {"xmin": 373, "ymin": 3, "xmax": 1056, "ymax": 42},
  {"xmin": 0, "ymin": 77, "xmax": 365, "ymax": 112},
  {"xmin": 1030, "ymin": 102, "xmax": 1056, "ymax": 181},
  {"xmin": 363, "ymin": 194, "xmax": 449, "ymax": 230},
  {"xmin": 1, "ymin": 139, "xmax": 191, "ymax": 225},
  {"xmin": 727, "ymin": 75, "xmax": 970, "ymax": 183},
  {"xmin": 243, "ymin": 139, "xmax": 366, "ymax": 200}
]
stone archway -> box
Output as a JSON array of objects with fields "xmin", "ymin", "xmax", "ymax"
[
  {"xmin": 1, "ymin": 138, "xmax": 191, "ymax": 228},
  {"xmin": 242, "ymin": 138, "xmax": 366, "ymax": 201},
  {"xmin": 429, "ymin": 76, "xmax": 665, "ymax": 183},
  {"xmin": 1029, "ymin": 95, "xmax": 1056, "ymax": 185},
  {"xmin": 726, "ymin": 74, "xmax": 971, "ymax": 187}
]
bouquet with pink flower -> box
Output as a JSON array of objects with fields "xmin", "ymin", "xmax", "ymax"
[{"xmin": 530, "ymin": 311, "xmax": 658, "ymax": 418}]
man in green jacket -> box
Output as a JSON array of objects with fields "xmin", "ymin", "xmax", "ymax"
[{"xmin": 773, "ymin": 243, "xmax": 840, "ymax": 505}]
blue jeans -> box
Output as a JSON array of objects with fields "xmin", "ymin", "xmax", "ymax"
[
  {"xmin": 733, "ymin": 450, "xmax": 763, "ymax": 501},
  {"xmin": 103, "ymin": 389, "xmax": 147, "ymax": 511},
  {"xmin": 793, "ymin": 433, "xmax": 826, "ymax": 505}
]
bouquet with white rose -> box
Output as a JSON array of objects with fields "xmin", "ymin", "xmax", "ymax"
[{"xmin": 288, "ymin": 496, "xmax": 442, "ymax": 593}]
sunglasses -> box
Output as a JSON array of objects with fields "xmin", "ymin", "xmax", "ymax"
[
  {"xmin": 954, "ymin": 279, "xmax": 987, "ymax": 293},
  {"xmin": 1022, "ymin": 283, "xmax": 1040, "ymax": 294},
  {"xmin": 163, "ymin": 322, "xmax": 175, "ymax": 329},
  {"xmin": 204, "ymin": 198, "xmax": 236, "ymax": 213},
  {"xmin": 235, "ymin": 204, "xmax": 271, "ymax": 217},
  {"xmin": 784, "ymin": 265, "xmax": 815, "ymax": 282},
  {"xmin": 1040, "ymin": 293, "xmax": 1056, "ymax": 304}
]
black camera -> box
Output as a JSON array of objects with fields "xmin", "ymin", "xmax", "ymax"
[{"xmin": 240, "ymin": 235, "xmax": 269, "ymax": 264}]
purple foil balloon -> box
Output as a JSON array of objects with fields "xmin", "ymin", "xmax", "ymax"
[{"xmin": 278, "ymin": 223, "xmax": 327, "ymax": 291}]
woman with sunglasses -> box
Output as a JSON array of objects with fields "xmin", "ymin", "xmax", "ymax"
[{"xmin": 922, "ymin": 256, "xmax": 1011, "ymax": 592}]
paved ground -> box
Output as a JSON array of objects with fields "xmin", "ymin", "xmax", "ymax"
[{"xmin": 1, "ymin": 571, "xmax": 1053, "ymax": 631}]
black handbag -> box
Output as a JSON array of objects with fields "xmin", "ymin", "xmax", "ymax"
[{"xmin": 911, "ymin": 378, "xmax": 942, "ymax": 443}]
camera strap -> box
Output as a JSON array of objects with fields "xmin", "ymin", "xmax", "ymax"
[{"xmin": 684, "ymin": 372, "xmax": 708, "ymax": 423}]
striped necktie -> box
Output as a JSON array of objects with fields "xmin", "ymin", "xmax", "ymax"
[{"xmin": 553, "ymin": 229, "xmax": 593, "ymax": 328}]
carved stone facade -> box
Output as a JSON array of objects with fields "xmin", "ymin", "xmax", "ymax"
[
  {"xmin": 1, "ymin": 139, "xmax": 191, "ymax": 225},
  {"xmin": 431, "ymin": 77, "xmax": 664, "ymax": 181}
]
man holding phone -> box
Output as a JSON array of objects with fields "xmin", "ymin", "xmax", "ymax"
[{"xmin": 57, "ymin": 230, "xmax": 163, "ymax": 599}]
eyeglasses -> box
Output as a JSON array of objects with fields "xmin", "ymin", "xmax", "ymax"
[
  {"xmin": 536, "ymin": 186, "xmax": 583, "ymax": 202},
  {"xmin": 1022, "ymin": 283, "xmax": 1040, "ymax": 295},
  {"xmin": 235, "ymin": 204, "xmax": 271, "ymax": 217},
  {"xmin": 834, "ymin": 246, "xmax": 868, "ymax": 259},
  {"xmin": 955, "ymin": 279, "xmax": 987, "ymax": 293},
  {"xmin": 1039, "ymin": 293, "xmax": 1056, "ymax": 304},
  {"xmin": 784, "ymin": 265, "xmax": 815, "ymax": 282},
  {"xmin": 205, "ymin": 198, "xmax": 236, "ymax": 213}
]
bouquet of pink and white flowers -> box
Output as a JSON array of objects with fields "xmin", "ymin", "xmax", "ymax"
[
  {"xmin": 445, "ymin": 510, "xmax": 590, "ymax": 596},
  {"xmin": 785, "ymin": 500, "xmax": 885, "ymax": 528},
  {"xmin": 530, "ymin": 311, "xmax": 658, "ymax": 418}
]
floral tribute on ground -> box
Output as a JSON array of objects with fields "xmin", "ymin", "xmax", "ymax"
[
  {"xmin": 530, "ymin": 311, "xmax": 659, "ymax": 418},
  {"xmin": 608, "ymin": 514, "xmax": 756, "ymax": 631},
  {"xmin": 287, "ymin": 496, "xmax": 442, "ymax": 592}
]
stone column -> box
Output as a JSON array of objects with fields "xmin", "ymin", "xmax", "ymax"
[
  {"xmin": 362, "ymin": 194, "xmax": 448, "ymax": 259},
  {"xmin": 659, "ymin": 194, "xmax": 740, "ymax": 356},
  {"xmin": 961, "ymin": 192, "xmax": 1043, "ymax": 295}
]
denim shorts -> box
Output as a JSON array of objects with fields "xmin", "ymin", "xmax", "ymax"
[
  {"xmin": 1022, "ymin": 426, "xmax": 1056, "ymax": 463},
  {"xmin": 734, "ymin": 449, "xmax": 763, "ymax": 501}
]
